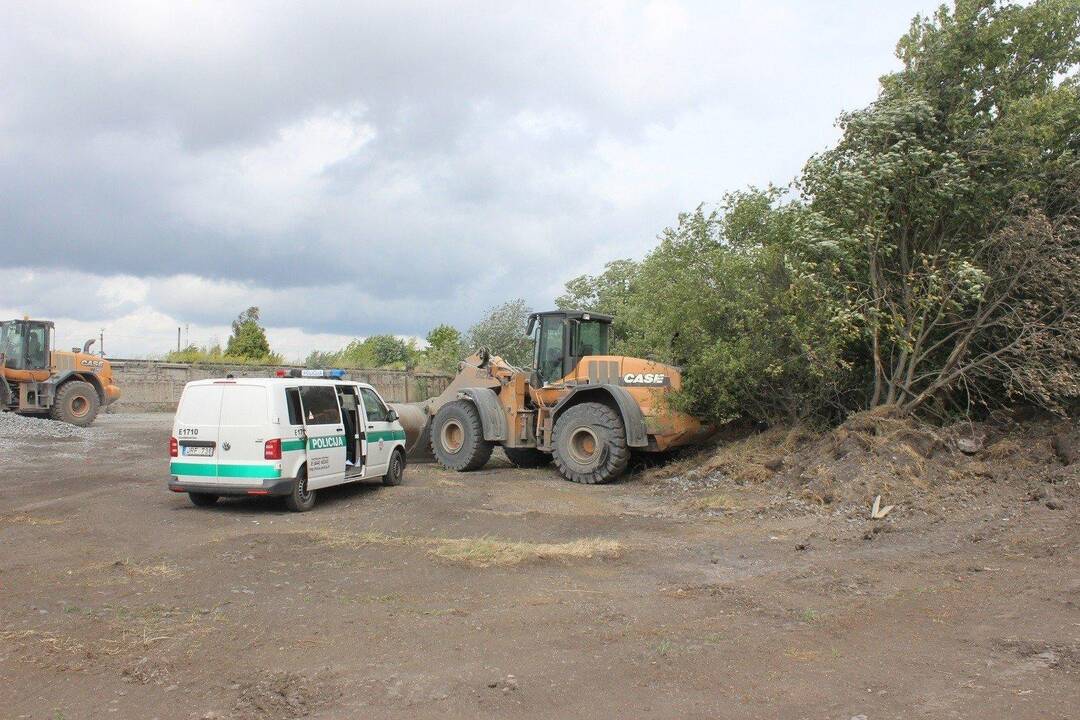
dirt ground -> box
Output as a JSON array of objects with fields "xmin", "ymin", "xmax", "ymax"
[{"xmin": 1, "ymin": 413, "xmax": 1077, "ymax": 720}]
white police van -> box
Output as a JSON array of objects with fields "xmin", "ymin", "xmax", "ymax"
[{"xmin": 168, "ymin": 370, "xmax": 407, "ymax": 511}]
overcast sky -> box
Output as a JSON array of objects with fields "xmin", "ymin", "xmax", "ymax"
[{"xmin": 1, "ymin": 0, "xmax": 937, "ymax": 361}]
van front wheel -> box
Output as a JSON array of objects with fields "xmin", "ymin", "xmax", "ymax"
[
  {"xmin": 383, "ymin": 449, "xmax": 405, "ymax": 486},
  {"xmin": 285, "ymin": 468, "xmax": 317, "ymax": 512}
]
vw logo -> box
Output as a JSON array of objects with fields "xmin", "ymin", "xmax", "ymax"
[{"xmin": 222, "ymin": 442, "xmax": 231, "ymax": 451}]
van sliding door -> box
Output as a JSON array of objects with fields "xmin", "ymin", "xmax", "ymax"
[{"xmin": 298, "ymin": 385, "xmax": 346, "ymax": 490}]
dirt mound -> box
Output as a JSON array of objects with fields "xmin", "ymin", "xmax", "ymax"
[
  {"xmin": 649, "ymin": 410, "xmax": 1077, "ymax": 518},
  {"xmin": 231, "ymin": 671, "xmax": 339, "ymax": 720}
]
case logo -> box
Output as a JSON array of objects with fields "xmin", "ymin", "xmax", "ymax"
[{"xmin": 622, "ymin": 372, "xmax": 668, "ymax": 386}]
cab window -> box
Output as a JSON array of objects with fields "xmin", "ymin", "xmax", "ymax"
[
  {"xmin": 575, "ymin": 321, "xmax": 609, "ymax": 357},
  {"xmin": 0, "ymin": 323, "xmax": 25, "ymax": 368},
  {"xmin": 536, "ymin": 317, "xmax": 565, "ymax": 384},
  {"xmin": 299, "ymin": 385, "xmax": 341, "ymax": 425},
  {"xmin": 359, "ymin": 387, "xmax": 390, "ymax": 422},
  {"xmin": 26, "ymin": 325, "xmax": 47, "ymax": 368}
]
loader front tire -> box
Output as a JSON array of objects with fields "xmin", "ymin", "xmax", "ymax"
[
  {"xmin": 552, "ymin": 402, "xmax": 629, "ymax": 484},
  {"xmin": 432, "ymin": 400, "xmax": 493, "ymax": 472},
  {"xmin": 503, "ymin": 447, "xmax": 552, "ymax": 468},
  {"xmin": 50, "ymin": 380, "xmax": 100, "ymax": 427}
]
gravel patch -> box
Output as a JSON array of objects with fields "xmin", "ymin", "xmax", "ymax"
[{"xmin": 0, "ymin": 411, "xmax": 95, "ymax": 441}]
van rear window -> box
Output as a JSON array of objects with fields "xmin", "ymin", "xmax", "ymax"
[
  {"xmin": 220, "ymin": 386, "xmax": 268, "ymax": 426},
  {"xmin": 285, "ymin": 387, "xmax": 303, "ymax": 425},
  {"xmin": 176, "ymin": 386, "xmax": 223, "ymax": 425}
]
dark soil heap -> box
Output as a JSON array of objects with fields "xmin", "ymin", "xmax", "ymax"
[{"xmin": 649, "ymin": 408, "xmax": 1078, "ymax": 520}]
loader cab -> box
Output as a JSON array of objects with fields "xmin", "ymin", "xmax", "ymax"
[
  {"xmin": 526, "ymin": 310, "xmax": 612, "ymax": 385},
  {"xmin": 0, "ymin": 319, "xmax": 52, "ymax": 371}
]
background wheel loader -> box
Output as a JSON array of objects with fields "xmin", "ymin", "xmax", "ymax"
[
  {"xmin": 0, "ymin": 318, "xmax": 121, "ymax": 427},
  {"xmin": 392, "ymin": 310, "xmax": 708, "ymax": 484}
]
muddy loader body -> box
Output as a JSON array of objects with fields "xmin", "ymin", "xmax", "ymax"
[
  {"xmin": 0, "ymin": 319, "xmax": 121, "ymax": 426},
  {"xmin": 393, "ymin": 310, "xmax": 706, "ymax": 484}
]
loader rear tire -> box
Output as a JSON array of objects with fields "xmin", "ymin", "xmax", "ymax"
[
  {"xmin": 50, "ymin": 380, "xmax": 100, "ymax": 427},
  {"xmin": 552, "ymin": 402, "xmax": 629, "ymax": 484},
  {"xmin": 432, "ymin": 400, "xmax": 493, "ymax": 472},
  {"xmin": 503, "ymin": 447, "xmax": 552, "ymax": 468}
]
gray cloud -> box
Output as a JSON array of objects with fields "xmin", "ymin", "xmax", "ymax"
[{"xmin": 2, "ymin": 1, "xmax": 939, "ymax": 356}]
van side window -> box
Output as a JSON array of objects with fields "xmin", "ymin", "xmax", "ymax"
[
  {"xmin": 359, "ymin": 387, "xmax": 389, "ymax": 422},
  {"xmin": 299, "ymin": 386, "xmax": 341, "ymax": 425},
  {"xmin": 285, "ymin": 387, "xmax": 303, "ymax": 425}
]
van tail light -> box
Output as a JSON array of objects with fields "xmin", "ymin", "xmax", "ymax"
[
  {"xmin": 264, "ymin": 439, "xmax": 281, "ymax": 460},
  {"xmin": 169, "ymin": 437, "xmax": 178, "ymax": 458}
]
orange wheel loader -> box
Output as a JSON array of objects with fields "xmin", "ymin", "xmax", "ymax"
[
  {"xmin": 0, "ymin": 319, "xmax": 121, "ymax": 427},
  {"xmin": 392, "ymin": 310, "xmax": 708, "ymax": 484}
]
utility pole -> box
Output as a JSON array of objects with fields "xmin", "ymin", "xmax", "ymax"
[
  {"xmin": 177, "ymin": 327, "xmax": 181, "ymax": 353},
  {"xmin": 100, "ymin": 329, "xmax": 104, "ymax": 356}
]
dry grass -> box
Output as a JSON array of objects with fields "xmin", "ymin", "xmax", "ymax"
[
  {"xmin": 985, "ymin": 438, "xmax": 1023, "ymax": 460},
  {"xmin": 126, "ymin": 562, "xmax": 182, "ymax": 579},
  {"xmin": 682, "ymin": 493, "xmax": 740, "ymax": 513},
  {"xmin": 0, "ymin": 512, "xmax": 62, "ymax": 526},
  {"xmin": 74, "ymin": 559, "xmax": 184, "ymax": 585},
  {"xmin": 1, "ymin": 604, "xmax": 221, "ymax": 673},
  {"xmin": 303, "ymin": 529, "xmax": 622, "ymax": 567},
  {"xmin": 430, "ymin": 537, "xmax": 622, "ymax": 567}
]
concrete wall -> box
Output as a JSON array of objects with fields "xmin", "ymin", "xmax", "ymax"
[{"xmin": 108, "ymin": 360, "xmax": 452, "ymax": 413}]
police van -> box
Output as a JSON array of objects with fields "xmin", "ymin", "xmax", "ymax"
[{"xmin": 168, "ymin": 370, "xmax": 407, "ymax": 511}]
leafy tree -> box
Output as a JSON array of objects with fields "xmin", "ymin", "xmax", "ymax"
[
  {"xmin": 467, "ymin": 299, "xmax": 533, "ymax": 367},
  {"xmin": 225, "ymin": 307, "xmax": 273, "ymax": 360},
  {"xmin": 424, "ymin": 324, "xmax": 466, "ymax": 373},
  {"xmin": 165, "ymin": 340, "xmax": 281, "ymax": 366},
  {"xmin": 556, "ymin": 0, "xmax": 1080, "ymax": 423},
  {"xmin": 802, "ymin": 0, "xmax": 1080, "ymax": 415},
  {"xmin": 557, "ymin": 259, "xmax": 640, "ymax": 349},
  {"xmin": 365, "ymin": 334, "xmax": 415, "ymax": 367},
  {"xmin": 307, "ymin": 334, "xmax": 419, "ymax": 370},
  {"xmin": 619, "ymin": 195, "xmax": 857, "ymax": 423}
]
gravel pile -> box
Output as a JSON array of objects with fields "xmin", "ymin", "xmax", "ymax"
[{"xmin": 0, "ymin": 411, "xmax": 94, "ymax": 440}]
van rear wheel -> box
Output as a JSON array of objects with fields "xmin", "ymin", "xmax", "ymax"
[
  {"xmin": 188, "ymin": 492, "xmax": 219, "ymax": 507},
  {"xmin": 285, "ymin": 468, "xmax": 317, "ymax": 512}
]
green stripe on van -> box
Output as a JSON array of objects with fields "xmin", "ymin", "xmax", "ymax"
[
  {"xmin": 367, "ymin": 429, "xmax": 406, "ymax": 442},
  {"xmin": 279, "ymin": 431, "xmax": 401, "ymax": 454},
  {"xmin": 170, "ymin": 462, "xmax": 281, "ymax": 479}
]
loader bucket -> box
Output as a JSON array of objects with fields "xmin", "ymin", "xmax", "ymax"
[{"xmin": 389, "ymin": 402, "xmax": 435, "ymax": 462}]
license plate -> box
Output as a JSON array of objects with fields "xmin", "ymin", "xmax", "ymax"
[{"xmin": 182, "ymin": 446, "xmax": 214, "ymax": 457}]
